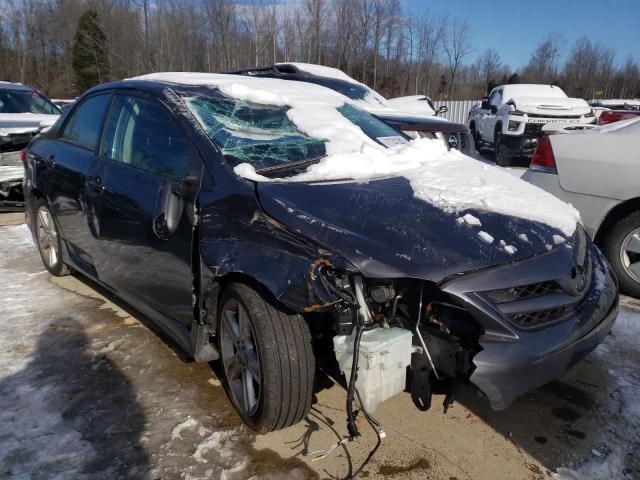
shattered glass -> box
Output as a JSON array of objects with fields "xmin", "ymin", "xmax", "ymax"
[
  {"xmin": 337, "ymin": 104, "xmax": 407, "ymax": 146},
  {"xmin": 185, "ymin": 97, "xmax": 326, "ymax": 169}
]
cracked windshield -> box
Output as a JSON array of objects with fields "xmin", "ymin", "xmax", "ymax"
[{"xmin": 183, "ymin": 96, "xmax": 406, "ymax": 172}]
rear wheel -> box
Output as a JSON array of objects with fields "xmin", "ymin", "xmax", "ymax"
[
  {"xmin": 217, "ymin": 283, "xmax": 315, "ymax": 432},
  {"xmin": 602, "ymin": 211, "xmax": 640, "ymax": 297},
  {"xmin": 35, "ymin": 201, "xmax": 71, "ymax": 277}
]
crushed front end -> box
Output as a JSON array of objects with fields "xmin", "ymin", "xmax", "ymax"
[{"xmin": 316, "ymin": 226, "xmax": 617, "ymax": 414}]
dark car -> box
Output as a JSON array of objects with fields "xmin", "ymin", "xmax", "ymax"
[
  {"xmin": 229, "ymin": 63, "xmax": 476, "ymax": 157},
  {"xmin": 24, "ymin": 74, "xmax": 618, "ymax": 435}
]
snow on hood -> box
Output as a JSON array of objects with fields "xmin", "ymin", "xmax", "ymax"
[
  {"xmin": 131, "ymin": 72, "xmax": 581, "ymax": 236},
  {"xmin": 509, "ymin": 96, "xmax": 591, "ymax": 114},
  {"xmin": 0, "ymin": 113, "xmax": 59, "ymax": 136}
]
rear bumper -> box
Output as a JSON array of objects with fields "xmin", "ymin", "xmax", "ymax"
[
  {"xmin": 521, "ymin": 169, "xmax": 619, "ymax": 239},
  {"xmin": 469, "ymin": 248, "xmax": 618, "ymax": 410}
]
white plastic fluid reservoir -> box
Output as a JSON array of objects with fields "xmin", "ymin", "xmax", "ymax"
[{"xmin": 333, "ymin": 327, "xmax": 413, "ymax": 413}]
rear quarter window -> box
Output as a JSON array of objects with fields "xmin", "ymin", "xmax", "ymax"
[{"xmin": 61, "ymin": 94, "xmax": 111, "ymax": 149}]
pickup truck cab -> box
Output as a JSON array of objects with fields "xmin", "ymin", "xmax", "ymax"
[{"xmin": 469, "ymin": 84, "xmax": 595, "ymax": 166}]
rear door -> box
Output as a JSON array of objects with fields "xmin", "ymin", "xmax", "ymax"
[
  {"xmin": 41, "ymin": 93, "xmax": 112, "ymax": 273},
  {"xmin": 93, "ymin": 92, "xmax": 202, "ymax": 325}
]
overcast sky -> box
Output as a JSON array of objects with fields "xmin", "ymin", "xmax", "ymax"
[{"xmin": 402, "ymin": 0, "xmax": 640, "ymax": 69}]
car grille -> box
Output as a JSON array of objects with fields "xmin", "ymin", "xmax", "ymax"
[
  {"xmin": 509, "ymin": 305, "xmax": 573, "ymax": 329},
  {"xmin": 483, "ymin": 281, "xmax": 563, "ymax": 304},
  {"xmin": 481, "ymin": 228, "xmax": 592, "ymax": 330},
  {"xmin": 524, "ymin": 123, "xmax": 544, "ymax": 137},
  {"xmin": 527, "ymin": 113, "xmax": 582, "ymax": 119}
]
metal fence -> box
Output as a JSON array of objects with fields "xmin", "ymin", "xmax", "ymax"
[{"xmin": 436, "ymin": 100, "xmax": 481, "ymax": 124}]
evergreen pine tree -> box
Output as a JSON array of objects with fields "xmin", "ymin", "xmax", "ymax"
[{"xmin": 71, "ymin": 10, "xmax": 110, "ymax": 93}]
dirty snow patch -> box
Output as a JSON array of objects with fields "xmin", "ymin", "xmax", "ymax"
[
  {"xmin": 518, "ymin": 233, "xmax": 530, "ymax": 243},
  {"xmin": 171, "ymin": 416, "xmax": 199, "ymax": 440}
]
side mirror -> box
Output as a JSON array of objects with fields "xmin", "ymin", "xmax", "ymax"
[
  {"xmin": 436, "ymin": 105, "xmax": 448, "ymax": 116},
  {"xmin": 490, "ymin": 105, "xmax": 498, "ymax": 114},
  {"xmin": 481, "ymin": 98, "xmax": 490, "ymax": 110}
]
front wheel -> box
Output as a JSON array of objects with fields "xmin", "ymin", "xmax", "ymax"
[
  {"xmin": 217, "ymin": 283, "xmax": 315, "ymax": 432},
  {"xmin": 494, "ymin": 130, "xmax": 512, "ymax": 167},
  {"xmin": 602, "ymin": 211, "xmax": 640, "ymax": 298},
  {"xmin": 35, "ymin": 201, "xmax": 71, "ymax": 276}
]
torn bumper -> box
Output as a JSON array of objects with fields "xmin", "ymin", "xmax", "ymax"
[
  {"xmin": 471, "ymin": 297, "xmax": 617, "ymax": 409},
  {"xmin": 469, "ymin": 249, "xmax": 618, "ymax": 410}
]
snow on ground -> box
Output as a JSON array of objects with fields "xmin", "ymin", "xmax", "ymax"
[
  {"xmin": 553, "ymin": 301, "xmax": 640, "ymax": 480},
  {"xmin": 0, "ymin": 224, "xmax": 314, "ymax": 480},
  {"xmin": 1, "ymin": 220, "xmax": 638, "ymax": 479}
]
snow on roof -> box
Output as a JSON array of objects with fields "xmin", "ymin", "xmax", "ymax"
[
  {"xmin": 501, "ymin": 84, "xmax": 567, "ymax": 99},
  {"xmin": 592, "ymin": 98, "xmax": 640, "ymax": 105},
  {"xmin": 130, "ymin": 72, "xmax": 581, "ymax": 235},
  {"xmin": 275, "ymin": 63, "xmax": 394, "ymax": 113},
  {"xmin": 277, "ymin": 62, "xmax": 358, "ymax": 83}
]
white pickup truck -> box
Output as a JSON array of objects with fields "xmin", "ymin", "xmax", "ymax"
[{"xmin": 468, "ymin": 84, "xmax": 595, "ymax": 166}]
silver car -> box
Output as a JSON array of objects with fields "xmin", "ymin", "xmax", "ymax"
[{"xmin": 523, "ymin": 118, "xmax": 640, "ymax": 297}]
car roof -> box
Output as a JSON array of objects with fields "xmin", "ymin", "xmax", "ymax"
[{"xmin": 0, "ymin": 81, "xmax": 37, "ymax": 92}]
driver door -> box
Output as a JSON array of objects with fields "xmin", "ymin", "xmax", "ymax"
[
  {"xmin": 92, "ymin": 93, "xmax": 202, "ymax": 325},
  {"xmin": 482, "ymin": 88, "xmax": 501, "ymax": 143}
]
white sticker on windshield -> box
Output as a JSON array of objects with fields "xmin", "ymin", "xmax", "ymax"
[{"xmin": 376, "ymin": 136, "xmax": 409, "ymax": 148}]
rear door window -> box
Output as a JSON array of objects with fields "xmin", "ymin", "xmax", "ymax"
[
  {"xmin": 100, "ymin": 95, "xmax": 192, "ymax": 180},
  {"xmin": 61, "ymin": 94, "xmax": 111, "ymax": 149}
]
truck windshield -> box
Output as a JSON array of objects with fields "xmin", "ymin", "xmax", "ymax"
[
  {"xmin": 0, "ymin": 89, "xmax": 61, "ymax": 115},
  {"xmin": 184, "ymin": 95, "xmax": 406, "ymax": 170}
]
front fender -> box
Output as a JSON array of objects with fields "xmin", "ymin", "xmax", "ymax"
[{"xmin": 199, "ymin": 188, "xmax": 353, "ymax": 315}]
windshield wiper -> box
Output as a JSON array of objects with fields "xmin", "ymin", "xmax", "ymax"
[{"xmin": 255, "ymin": 155, "xmax": 326, "ymax": 176}]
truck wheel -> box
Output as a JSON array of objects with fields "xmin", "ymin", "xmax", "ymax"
[
  {"xmin": 494, "ymin": 131, "xmax": 512, "ymax": 167},
  {"xmin": 35, "ymin": 200, "xmax": 72, "ymax": 277},
  {"xmin": 602, "ymin": 211, "xmax": 640, "ymax": 298},
  {"xmin": 217, "ymin": 282, "xmax": 315, "ymax": 432},
  {"xmin": 470, "ymin": 123, "xmax": 480, "ymax": 148}
]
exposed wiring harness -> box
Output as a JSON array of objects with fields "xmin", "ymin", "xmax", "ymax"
[
  {"xmin": 310, "ymin": 272, "xmax": 385, "ymax": 479},
  {"xmin": 343, "ymin": 278, "xmax": 384, "ymax": 480}
]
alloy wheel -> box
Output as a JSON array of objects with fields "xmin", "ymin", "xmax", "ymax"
[
  {"xmin": 37, "ymin": 206, "xmax": 58, "ymax": 268},
  {"xmin": 620, "ymin": 227, "xmax": 640, "ymax": 284},
  {"xmin": 220, "ymin": 298, "xmax": 261, "ymax": 416}
]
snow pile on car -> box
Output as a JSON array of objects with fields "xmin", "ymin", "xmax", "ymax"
[{"xmin": 132, "ymin": 72, "xmax": 582, "ymax": 236}]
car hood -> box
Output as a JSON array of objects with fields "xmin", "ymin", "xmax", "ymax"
[
  {"xmin": 509, "ymin": 96, "xmax": 591, "ymax": 116},
  {"xmin": 0, "ymin": 113, "xmax": 59, "ymax": 136},
  {"xmin": 256, "ymin": 176, "xmax": 570, "ymax": 282}
]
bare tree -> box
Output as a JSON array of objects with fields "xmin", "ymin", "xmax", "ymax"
[
  {"xmin": 443, "ymin": 18, "xmax": 471, "ymax": 100},
  {"xmin": 522, "ymin": 33, "xmax": 563, "ymax": 84},
  {"xmin": 478, "ymin": 48, "xmax": 501, "ymax": 93}
]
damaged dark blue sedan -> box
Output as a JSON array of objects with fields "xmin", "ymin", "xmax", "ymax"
[{"xmin": 23, "ymin": 73, "xmax": 618, "ymax": 435}]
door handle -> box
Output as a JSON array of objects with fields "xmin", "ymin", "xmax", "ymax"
[{"xmin": 88, "ymin": 176, "xmax": 105, "ymax": 192}]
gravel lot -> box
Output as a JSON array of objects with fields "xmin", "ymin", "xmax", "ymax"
[{"xmin": 1, "ymin": 215, "xmax": 638, "ymax": 480}]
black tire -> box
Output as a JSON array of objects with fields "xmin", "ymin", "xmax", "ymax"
[
  {"xmin": 494, "ymin": 129, "xmax": 512, "ymax": 167},
  {"xmin": 34, "ymin": 199, "xmax": 72, "ymax": 277},
  {"xmin": 470, "ymin": 123, "xmax": 480, "ymax": 148},
  {"xmin": 217, "ymin": 282, "xmax": 315, "ymax": 432},
  {"xmin": 601, "ymin": 211, "xmax": 640, "ymax": 298}
]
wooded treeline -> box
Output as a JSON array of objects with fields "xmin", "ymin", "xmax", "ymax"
[{"xmin": 1, "ymin": 0, "xmax": 638, "ymax": 100}]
